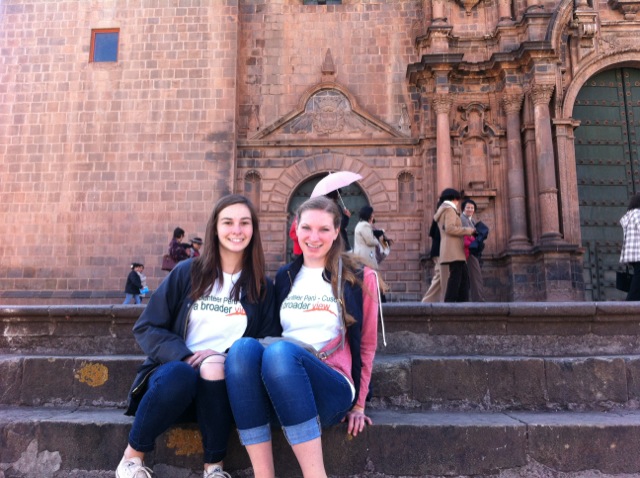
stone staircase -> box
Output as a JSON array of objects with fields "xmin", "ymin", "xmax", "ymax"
[{"xmin": 3, "ymin": 303, "xmax": 640, "ymax": 478}]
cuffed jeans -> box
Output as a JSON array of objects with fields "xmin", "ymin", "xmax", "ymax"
[
  {"xmin": 225, "ymin": 338, "xmax": 353, "ymax": 446},
  {"xmin": 128, "ymin": 361, "xmax": 232, "ymax": 463}
]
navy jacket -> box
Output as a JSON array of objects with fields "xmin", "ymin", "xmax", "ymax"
[
  {"xmin": 125, "ymin": 258, "xmax": 280, "ymax": 415},
  {"xmin": 124, "ymin": 270, "xmax": 143, "ymax": 295},
  {"xmin": 274, "ymin": 255, "xmax": 365, "ymax": 405},
  {"xmin": 468, "ymin": 220, "xmax": 489, "ymax": 258}
]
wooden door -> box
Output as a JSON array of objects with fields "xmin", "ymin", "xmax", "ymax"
[{"xmin": 574, "ymin": 68, "xmax": 640, "ymax": 300}]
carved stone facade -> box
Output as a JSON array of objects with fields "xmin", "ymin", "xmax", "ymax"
[{"xmin": 1, "ymin": 0, "xmax": 640, "ymax": 302}]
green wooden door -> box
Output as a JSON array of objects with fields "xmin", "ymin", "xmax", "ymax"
[{"xmin": 574, "ymin": 67, "xmax": 640, "ymax": 300}]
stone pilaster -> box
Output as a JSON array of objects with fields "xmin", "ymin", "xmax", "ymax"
[
  {"xmin": 433, "ymin": 94, "xmax": 454, "ymax": 193},
  {"xmin": 530, "ymin": 84, "xmax": 563, "ymax": 245},
  {"xmin": 502, "ymin": 93, "xmax": 531, "ymax": 249}
]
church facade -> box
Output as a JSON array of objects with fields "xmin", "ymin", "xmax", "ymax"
[{"xmin": 2, "ymin": 0, "xmax": 639, "ymax": 302}]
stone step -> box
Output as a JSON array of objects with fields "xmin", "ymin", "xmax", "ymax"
[
  {"xmin": 3, "ymin": 303, "xmax": 640, "ymax": 356},
  {"xmin": 2, "ymin": 405, "xmax": 640, "ymax": 477},
  {"xmin": 5, "ymin": 353, "xmax": 640, "ymax": 412}
]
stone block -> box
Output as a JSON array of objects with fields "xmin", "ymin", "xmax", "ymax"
[
  {"xmin": 366, "ymin": 411, "xmax": 526, "ymax": 476},
  {"xmin": 412, "ymin": 357, "xmax": 546, "ymax": 409},
  {"xmin": 0, "ymin": 356, "xmax": 22, "ymax": 405},
  {"xmin": 370, "ymin": 356, "xmax": 411, "ymax": 398},
  {"xmin": 20, "ymin": 357, "xmax": 76, "ymax": 406},
  {"xmin": 545, "ymin": 357, "xmax": 628, "ymax": 405},
  {"xmin": 521, "ymin": 411, "xmax": 640, "ymax": 473}
]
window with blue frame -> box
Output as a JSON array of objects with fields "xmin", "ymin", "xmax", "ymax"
[{"xmin": 90, "ymin": 29, "xmax": 119, "ymax": 63}]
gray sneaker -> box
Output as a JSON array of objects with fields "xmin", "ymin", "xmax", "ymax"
[
  {"xmin": 115, "ymin": 456, "xmax": 153, "ymax": 478},
  {"xmin": 203, "ymin": 465, "xmax": 231, "ymax": 478}
]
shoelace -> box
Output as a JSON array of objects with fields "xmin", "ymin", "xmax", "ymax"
[
  {"xmin": 125, "ymin": 461, "xmax": 153, "ymax": 478},
  {"xmin": 204, "ymin": 468, "xmax": 232, "ymax": 478}
]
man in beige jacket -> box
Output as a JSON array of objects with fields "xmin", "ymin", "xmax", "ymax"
[{"xmin": 434, "ymin": 188, "xmax": 476, "ymax": 302}]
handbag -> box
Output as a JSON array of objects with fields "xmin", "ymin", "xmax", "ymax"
[
  {"xmin": 161, "ymin": 253, "xmax": 177, "ymax": 272},
  {"xmin": 616, "ymin": 266, "xmax": 633, "ymax": 292}
]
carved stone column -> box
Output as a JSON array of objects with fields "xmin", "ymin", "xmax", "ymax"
[
  {"xmin": 530, "ymin": 84, "xmax": 563, "ymax": 244},
  {"xmin": 433, "ymin": 94, "xmax": 454, "ymax": 193},
  {"xmin": 498, "ymin": 0, "xmax": 512, "ymax": 21},
  {"xmin": 432, "ymin": 0, "xmax": 447, "ymax": 23},
  {"xmin": 502, "ymin": 93, "xmax": 531, "ymax": 249}
]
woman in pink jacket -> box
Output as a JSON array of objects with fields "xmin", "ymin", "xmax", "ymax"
[{"xmin": 225, "ymin": 196, "xmax": 380, "ymax": 478}]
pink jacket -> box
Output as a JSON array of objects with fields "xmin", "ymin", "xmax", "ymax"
[{"xmin": 321, "ymin": 267, "xmax": 379, "ymax": 409}]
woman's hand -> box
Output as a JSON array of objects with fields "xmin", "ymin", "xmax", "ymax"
[
  {"xmin": 343, "ymin": 406, "xmax": 372, "ymax": 437},
  {"xmin": 184, "ymin": 349, "xmax": 219, "ymax": 368}
]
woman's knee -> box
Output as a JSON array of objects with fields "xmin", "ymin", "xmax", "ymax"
[
  {"xmin": 147, "ymin": 361, "xmax": 198, "ymax": 401},
  {"xmin": 262, "ymin": 341, "xmax": 300, "ymax": 377},
  {"xmin": 200, "ymin": 354, "xmax": 226, "ymax": 381},
  {"xmin": 225, "ymin": 337, "xmax": 264, "ymax": 378}
]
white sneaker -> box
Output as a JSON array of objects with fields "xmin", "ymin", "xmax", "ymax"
[
  {"xmin": 115, "ymin": 456, "xmax": 153, "ymax": 478},
  {"xmin": 203, "ymin": 464, "xmax": 232, "ymax": 478}
]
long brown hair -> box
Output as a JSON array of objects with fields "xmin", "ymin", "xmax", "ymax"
[
  {"xmin": 296, "ymin": 196, "xmax": 361, "ymax": 325},
  {"xmin": 190, "ymin": 194, "xmax": 266, "ymax": 303}
]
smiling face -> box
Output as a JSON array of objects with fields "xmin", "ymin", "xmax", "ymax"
[
  {"xmin": 463, "ymin": 202, "xmax": 475, "ymax": 218},
  {"xmin": 216, "ymin": 203, "xmax": 253, "ymax": 256},
  {"xmin": 296, "ymin": 209, "xmax": 340, "ymax": 268}
]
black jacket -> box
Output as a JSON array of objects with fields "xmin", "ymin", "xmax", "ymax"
[
  {"xmin": 125, "ymin": 258, "xmax": 280, "ymax": 415},
  {"xmin": 124, "ymin": 270, "xmax": 143, "ymax": 295},
  {"xmin": 428, "ymin": 219, "xmax": 440, "ymax": 258}
]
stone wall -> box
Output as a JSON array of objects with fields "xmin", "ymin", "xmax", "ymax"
[{"xmin": 0, "ymin": 1, "xmax": 239, "ymax": 293}]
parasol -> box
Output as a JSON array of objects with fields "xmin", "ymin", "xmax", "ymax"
[{"xmin": 310, "ymin": 171, "xmax": 363, "ymax": 198}]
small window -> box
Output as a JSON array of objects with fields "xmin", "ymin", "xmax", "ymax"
[
  {"xmin": 90, "ymin": 29, "xmax": 119, "ymax": 63},
  {"xmin": 303, "ymin": 1, "xmax": 342, "ymax": 5}
]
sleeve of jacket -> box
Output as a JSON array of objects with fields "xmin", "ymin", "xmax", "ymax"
[
  {"xmin": 252, "ymin": 278, "xmax": 282, "ymax": 338},
  {"xmin": 132, "ymin": 260, "xmax": 193, "ymax": 364},
  {"xmin": 355, "ymin": 267, "xmax": 379, "ymax": 409},
  {"xmin": 358, "ymin": 222, "xmax": 380, "ymax": 248},
  {"xmin": 443, "ymin": 209, "xmax": 475, "ymax": 237}
]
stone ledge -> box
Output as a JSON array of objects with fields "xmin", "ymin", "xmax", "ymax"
[
  {"xmin": 3, "ymin": 406, "xmax": 640, "ymax": 477},
  {"xmin": 5, "ymin": 354, "xmax": 640, "ymax": 412},
  {"xmin": 3, "ymin": 303, "xmax": 640, "ymax": 355}
]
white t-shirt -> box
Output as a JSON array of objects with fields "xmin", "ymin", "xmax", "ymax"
[
  {"xmin": 185, "ymin": 271, "xmax": 247, "ymax": 353},
  {"xmin": 280, "ymin": 265, "xmax": 341, "ymax": 351}
]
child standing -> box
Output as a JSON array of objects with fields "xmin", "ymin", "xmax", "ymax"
[
  {"xmin": 123, "ymin": 263, "xmax": 144, "ymax": 304},
  {"xmin": 137, "ymin": 264, "xmax": 149, "ymax": 298}
]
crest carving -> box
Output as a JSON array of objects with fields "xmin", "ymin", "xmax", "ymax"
[{"xmin": 312, "ymin": 97, "xmax": 345, "ymax": 135}]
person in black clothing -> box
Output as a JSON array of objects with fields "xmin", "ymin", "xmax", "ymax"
[{"xmin": 123, "ymin": 263, "xmax": 144, "ymax": 305}]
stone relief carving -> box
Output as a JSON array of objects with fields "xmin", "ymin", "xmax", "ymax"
[
  {"xmin": 452, "ymin": 103, "xmax": 502, "ymax": 191},
  {"xmin": 454, "ymin": 0, "xmax": 484, "ymax": 15},
  {"xmin": 398, "ymin": 104, "xmax": 411, "ymax": 134},
  {"xmin": 288, "ymin": 90, "xmax": 367, "ymax": 136}
]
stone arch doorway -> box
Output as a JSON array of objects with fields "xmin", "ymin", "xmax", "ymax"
[
  {"xmin": 574, "ymin": 67, "xmax": 640, "ymax": 300},
  {"xmin": 286, "ymin": 175, "xmax": 369, "ymax": 260}
]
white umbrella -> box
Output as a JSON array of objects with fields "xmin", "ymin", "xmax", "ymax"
[{"xmin": 310, "ymin": 171, "xmax": 363, "ymax": 198}]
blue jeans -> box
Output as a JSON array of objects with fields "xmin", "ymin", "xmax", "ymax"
[
  {"xmin": 225, "ymin": 338, "xmax": 353, "ymax": 446},
  {"xmin": 128, "ymin": 361, "xmax": 232, "ymax": 463},
  {"xmin": 123, "ymin": 294, "xmax": 141, "ymax": 304}
]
